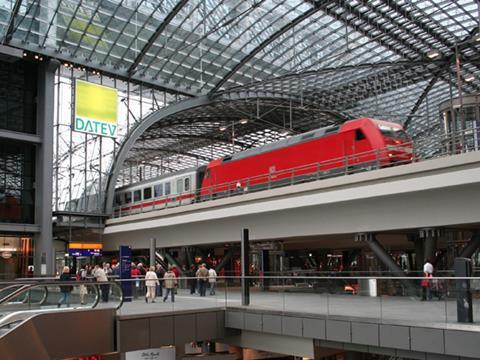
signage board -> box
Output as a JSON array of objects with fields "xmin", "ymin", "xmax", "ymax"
[
  {"xmin": 68, "ymin": 243, "xmax": 103, "ymax": 257},
  {"xmin": 74, "ymin": 79, "xmax": 118, "ymax": 138}
]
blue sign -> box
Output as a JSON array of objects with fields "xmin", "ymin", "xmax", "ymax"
[
  {"xmin": 68, "ymin": 248, "xmax": 102, "ymax": 257},
  {"xmin": 120, "ymin": 245, "xmax": 132, "ymax": 302}
]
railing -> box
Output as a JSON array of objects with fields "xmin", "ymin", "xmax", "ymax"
[
  {"xmin": 112, "ymin": 275, "xmax": 480, "ymax": 325},
  {"xmin": 112, "ymin": 128, "xmax": 480, "ymax": 218},
  {"xmin": 0, "ymin": 280, "xmax": 123, "ymax": 324},
  {"xmin": 1, "ymin": 275, "xmax": 478, "ymax": 326}
]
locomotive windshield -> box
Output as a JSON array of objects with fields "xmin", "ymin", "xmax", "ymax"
[{"xmin": 378, "ymin": 125, "xmax": 409, "ymax": 140}]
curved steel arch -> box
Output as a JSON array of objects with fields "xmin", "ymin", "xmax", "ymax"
[{"xmin": 104, "ymin": 96, "xmax": 211, "ymax": 215}]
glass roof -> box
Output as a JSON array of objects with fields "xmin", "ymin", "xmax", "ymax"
[{"xmin": 2, "ymin": 0, "xmax": 478, "ymax": 96}]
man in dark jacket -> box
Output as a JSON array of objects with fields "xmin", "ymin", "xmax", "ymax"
[
  {"xmin": 58, "ymin": 266, "xmax": 73, "ymax": 307},
  {"xmin": 155, "ymin": 264, "xmax": 165, "ymax": 297}
]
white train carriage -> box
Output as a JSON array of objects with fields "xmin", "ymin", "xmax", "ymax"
[{"xmin": 113, "ymin": 167, "xmax": 201, "ymax": 216}]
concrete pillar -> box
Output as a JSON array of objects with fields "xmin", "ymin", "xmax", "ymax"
[
  {"xmin": 34, "ymin": 59, "xmax": 60, "ymax": 276},
  {"xmin": 149, "ymin": 237, "xmax": 156, "ymax": 268},
  {"xmin": 419, "ymin": 228, "xmax": 441, "ymax": 263},
  {"xmin": 241, "ymin": 228, "xmax": 250, "ymax": 306}
]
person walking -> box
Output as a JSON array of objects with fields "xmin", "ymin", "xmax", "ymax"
[
  {"xmin": 196, "ymin": 264, "xmax": 209, "ymax": 296},
  {"xmin": 208, "ymin": 266, "xmax": 217, "ymax": 295},
  {"xmin": 145, "ymin": 266, "xmax": 160, "ymax": 303},
  {"xmin": 93, "ymin": 264, "xmax": 109, "ymax": 302},
  {"xmin": 77, "ymin": 266, "xmax": 88, "ymax": 305},
  {"xmin": 58, "ymin": 266, "xmax": 73, "ymax": 308},
  {"xmin": 163, "ymin": 266, "xmax": 177, "ymax": 302},
  {"xmin": 187, "ymin": 264, "xmax": 197, "ymax": 294},
  {"xmin": 155, "ymin": 264, "xmax": 165, "ymax": 298},
  {"xmin": 422, "ymin": 258, "xmax": 434, "ymax": 301}
]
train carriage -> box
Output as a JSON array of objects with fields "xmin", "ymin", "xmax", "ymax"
[{"xmin": 113, "ymin": 118, "xmax": 412, "ymax": 216}]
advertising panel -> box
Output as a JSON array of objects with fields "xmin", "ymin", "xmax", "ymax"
[{"xmin": 74, "ymin": 79, "xmax": 118, "ymax": 138}]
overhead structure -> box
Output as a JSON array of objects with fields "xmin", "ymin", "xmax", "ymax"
[{"xmin": 0, "ymin": 0, "xmax": 479, "ymax": 213}]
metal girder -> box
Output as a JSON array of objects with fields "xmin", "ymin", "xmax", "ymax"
[
  {"xmin": 105, "ymin": 96, "xmax": 211, "ymax": 215},
  {"xmin": 3, "ymin": 0, "xmax": 22, "ymax": 43},
  {"xmin": 127, "ymin": 0, "xmax": 189, "ymax": 76},
  {"xmin": 131, "ymin": 146, "xmax": 214, "ymax": 162},
  {"xmin": 210, "ymin": 1, "xmax": 333, "ymax": 93}
]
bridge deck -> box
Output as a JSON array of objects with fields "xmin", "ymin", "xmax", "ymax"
[{"xmin": 113, "ymin": 288, "xmax": 480, "ymax": 331}]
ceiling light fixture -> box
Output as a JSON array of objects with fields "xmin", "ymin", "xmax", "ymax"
[
  {"xmin": 426, "ymin": 50, "xmax": 441, "ymax": 59},
  {"xmin": 239, "ymin": 118, "xmax": 249, "ymax": 124},
  {"xmin": 464, "ymin": 74, "xmax": 475, "ymax": 82},
  {"xmin": 219, "ymin": 126, "xmax": 227, "ymax": 131}
]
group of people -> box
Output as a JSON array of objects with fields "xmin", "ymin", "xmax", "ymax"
[
  {"xmin": 140, "ymin": 263, "xmax": 218, "ymax": 303},
  {"xmin": 57, "ymin": 261, "xmax": 219, "ymax": 307},
  {"xmin": 57, "ymin": 263, "xmax": 112, "ymax": 307}
]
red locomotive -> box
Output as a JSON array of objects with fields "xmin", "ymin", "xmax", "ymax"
[{"xmin": 114, "ymin": 118, "xmax": 412, "ymax": 215}]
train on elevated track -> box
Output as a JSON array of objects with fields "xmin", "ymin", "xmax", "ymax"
[{"xmin": 113, "ymin": 117, "xmax": 413, "ymax": 215}]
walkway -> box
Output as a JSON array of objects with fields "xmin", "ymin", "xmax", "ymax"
[{"xmin": 113, "ymin": 288, "xmax": 480, "ymax": 329}]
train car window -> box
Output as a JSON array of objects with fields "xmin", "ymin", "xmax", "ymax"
[
  {"xmin": 154, "ymin": 184, "xmax": 163, "ymax": 197},
  {"xmin": 184, "ymin": 177, "xmax": 190, "ymax": 192},
  {"xmin": 177, "ymin": 178, "xmax": 183, "ymax": 193},
  {"xmin": 379, "ymin": 125, "xmax": 409, "ymax": 140},
  {"xmin": 165, "ymin": 182, "xmax": 171, "ymax": 195},
  {"xmin": 355, "ymin": 129, "xmax": 366, "ymax": 140},
  {"xmin": 325, "ymin": 126, "xmax": 339, "ymax": 134},
  {"xmin": 143, "ymin": 187, "xmax": 152, "ymax": 200},
  {"xmin": 134, "ymin": 190, "xmax": 141, "ymax": 202},
  {"xmin": 301, "ymin": 133, "xmax": 315, "ymax": 140},
  {"xmin": 205, "ymin": 169, "xmax": 211, "ymax": 178},
  {"xmin": 125, "ymin": 192, "xmax": 132, "ymax": 204}
]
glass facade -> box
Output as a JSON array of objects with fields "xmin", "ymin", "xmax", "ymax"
[
  {"xmin": 0, "ymin": 59, "xmax": 37, "ymax": 134},
  {"xmin": 0, "ymin": 139, "xmax": 35, "ymax": 224}
]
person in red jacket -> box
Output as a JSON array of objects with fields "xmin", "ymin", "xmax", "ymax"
[{"xmin": 131, "ymin": 263, "xmax": 141, "ymax": 299}]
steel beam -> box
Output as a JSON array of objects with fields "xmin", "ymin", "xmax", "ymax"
[
  {"xmin": 2, "ymin": 0, "xmax": 22, "ymax": 43},
  {"xmin": 359, "ymin": 233, "xmax": 416, "ymax": 295},
  {"xmin": 0, "ymin": 129, "xmax": 41, "ymax": 143},
  {"xmin": 127, "ymin": 0, "xmax": 189, "ymax": 76},
  {"xmin": 460, "ymin": 232, "xmax": 480, "ymax": 259}
]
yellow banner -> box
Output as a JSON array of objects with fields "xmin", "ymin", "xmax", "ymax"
[{"xmin": 74, "ymin": 80, "xmax": 118, "ymax": 137}]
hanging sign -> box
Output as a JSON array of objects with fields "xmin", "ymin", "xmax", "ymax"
[{"xmin": 74, "ymin": 79, "xmax": 118, "ymax": 138}]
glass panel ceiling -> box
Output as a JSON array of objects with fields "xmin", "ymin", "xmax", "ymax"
[{"xmin": 5, "ymin": 0, "xmax": 479, "ymax": 96}]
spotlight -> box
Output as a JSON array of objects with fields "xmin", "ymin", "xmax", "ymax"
[
  {"xmin": 23, "ymin": 52, "xmax": 27, "ymax": 57},
  {"xmin": 34, "ymin": 55, "xmax": 38, "ymax": 59},
  {"xmin": 426, "ymin": 50, "xmax": 441, "ymax": 59}
]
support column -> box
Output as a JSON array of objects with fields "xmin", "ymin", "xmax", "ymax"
[
  {"xmin": 34, "ymin": 59, "xmax": 60, "ymax": 276},
  {"xmin": 419, "ymin": 228, "xmax": 441, "ymax": 263},
  {"xmin": 215, "ymin": 249, "xmax": 233, "ymax": 273},
  {"xmin": 163, "ymin": 251, "xmax": 183, "ymax": 274},
  {"xmin": 459, "ymin": 231, "xmax": 480, "ymax": 258},
  {"xmin": 241, "ymin": 228, "xmax": 250, "ymax": 306},
  {"xmin": 149, "ymin": 237, "xmax": 156, "ymax": 268},
  {"xmin": 357, "ymin": 233, "xmax": 415, "ymax": 295}
]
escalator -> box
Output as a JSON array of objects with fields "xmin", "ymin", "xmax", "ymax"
[{"xmin": 0, "ymin": 280, "xmax": 123, "ymax": 334}]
